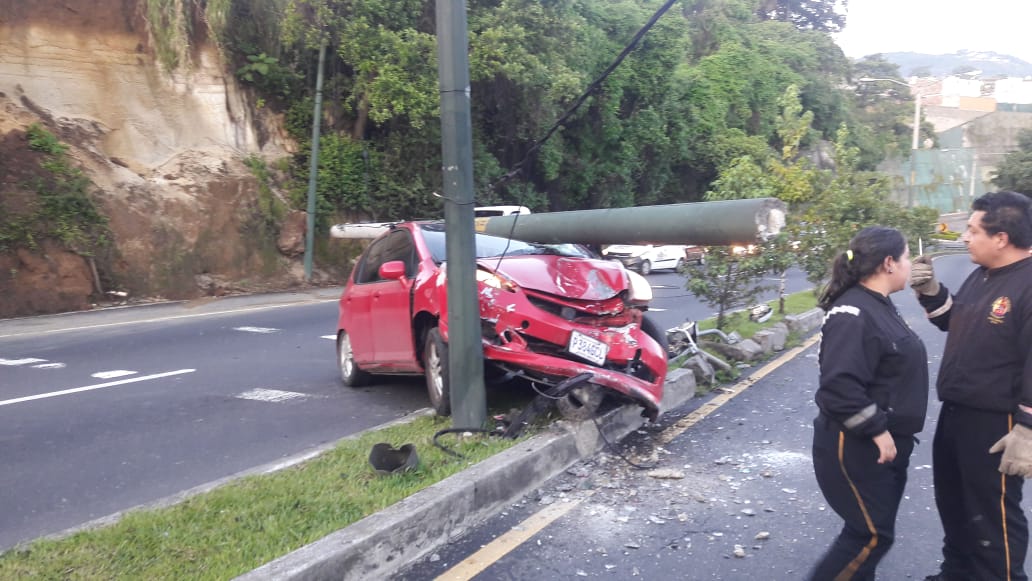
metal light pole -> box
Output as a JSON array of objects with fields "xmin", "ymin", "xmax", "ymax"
[
  {"xmin": 303, "ymin": 42, "xmax": 327, "ymax": 282},
  {"xmin": 436, "ymin": 0, "xmax": 486, "ymax": 429}
]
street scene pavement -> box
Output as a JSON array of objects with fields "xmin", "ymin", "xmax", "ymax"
[{"xmin": 402, "ymin": 252, "xmax": 984, "ymax": 580}]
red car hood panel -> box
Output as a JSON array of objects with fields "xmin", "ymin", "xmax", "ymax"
[{"xmin": 481, "ymin": 256, "xmax": 628, "ymax": 300}]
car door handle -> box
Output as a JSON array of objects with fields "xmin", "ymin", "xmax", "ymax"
[{"xmin": 373, "ymin": 292, "xmax": 381, "ymax": 299}]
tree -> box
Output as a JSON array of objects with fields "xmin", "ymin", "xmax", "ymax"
[
  {"xmin": 686, "ymin": 247, "xmax": 773, "ymax": 330},
  {"xmin": 755, "ymin": 0, "xmax": 847, "ymax": 32},
  {"xmin": 991, "ymin": 129, "xmax": 1032, "ymax": 195}
]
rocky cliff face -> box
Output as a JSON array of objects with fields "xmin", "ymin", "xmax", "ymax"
[{"xmin": 0, "ymin": 0, "xmax": 310, "ymax": 318}]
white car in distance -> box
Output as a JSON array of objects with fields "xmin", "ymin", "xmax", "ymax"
[{"xmin": 602, "ymin": 244, "xmax": 698, "ymax": 275}]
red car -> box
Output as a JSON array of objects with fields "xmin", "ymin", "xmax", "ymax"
[{"xmin": 335, "ymin": 221, "xmax": 668, "ymax": 420}]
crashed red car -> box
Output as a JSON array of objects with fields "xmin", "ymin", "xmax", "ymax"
[{"xmin": 335, "ymin": 221, "xmax": 668, "ymax": 420}]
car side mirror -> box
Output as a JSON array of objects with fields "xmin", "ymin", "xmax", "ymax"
[{"xmin": 379, "ymin": 260, "xmax": 407, "ymax": 280}]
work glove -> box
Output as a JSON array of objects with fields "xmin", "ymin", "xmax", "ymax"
[
  {"xmin": 909, "ymin": 255, "xmax": 940, "ymax": 296},
  {"xmin": 989, "ymin": 424, "xmax": 1032, "ymax": 478}
]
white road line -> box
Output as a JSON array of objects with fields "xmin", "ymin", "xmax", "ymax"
[
  {"xmin": 0, "ymin": 369, "xmax": 196, "ymax": 407},
  {"xmin": 0, "ymin": 358, "xmax": 48, "ymax": 366},
  {"xmin": 0, "ymin": 300, "xmax": 336, "ymax": 339},
  {"xmin": 321, "ymin": 335, "xmax": 336, "ymax": 340},
  {"xmin": 233, "ymin": 326, "xmax": 279, "ymax": 334},
  {"xmin": 235, "ymin": 388, "xmax": 307, "ymax": 403},
  {"xmin": 33, "ymin": 363, "xmax": 66, "ymax": 369},
  {"xmin": 649, "ymin": 307, "xmax": 667, "ymax": 312},
  {"xmin": 91, "ymin": 370, "xmax": 137, "ymax": 379}
]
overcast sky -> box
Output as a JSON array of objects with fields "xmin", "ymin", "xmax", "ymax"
[{"xmin": 833, "ymin": 0, "xmax": 1032, "ymax": 64}]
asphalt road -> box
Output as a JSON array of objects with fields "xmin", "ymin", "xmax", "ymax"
[
  {"xmin": 403, "ymin": 253, "xmax": 997, "ymax": 580},
  {"xmin": 0, "ymin": 265, "xmax": 797, "ymax": 552},
  {"xmin": 0, "ymin": 289, "xmax": 429, "ymax": 551}
]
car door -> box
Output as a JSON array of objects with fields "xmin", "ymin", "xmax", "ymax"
[
  {"xmin": 369, "ymin": 230, "xmax": 418, "ymax": 366},
  {"xmin": 341, "ymin": 237, "xmax": 388, "ymax": 366}
]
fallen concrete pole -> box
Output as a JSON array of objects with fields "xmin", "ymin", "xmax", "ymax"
[{"xmin": 475, "ymin": 198, "xmax": 786, "ymax": 246}]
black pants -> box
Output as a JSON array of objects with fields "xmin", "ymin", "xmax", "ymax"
[
  {"xmin": 932, "ymin": 403, "xmax": 1028, "ymax": 581},
  {"xmin": 810, "ymin": 414, "xmax": 915, "ymax": 581}
]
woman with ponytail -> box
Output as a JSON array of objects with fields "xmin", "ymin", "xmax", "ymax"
[{"xmin": 809, "ymin": 226, "xmax": 929, "ymax": 581}]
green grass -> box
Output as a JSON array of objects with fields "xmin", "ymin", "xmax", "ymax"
[
  {"xmin": 697, "ymin": 289, "xmax": 818, "ymax": 338},
  {"xmin": 0, "ymin": 415, "xmax": 522, "ymax": 580}
]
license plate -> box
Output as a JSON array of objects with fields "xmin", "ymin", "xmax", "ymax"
[{"xmin": 568, "ymin": 330, "xmax": 608, "ymax": 366}]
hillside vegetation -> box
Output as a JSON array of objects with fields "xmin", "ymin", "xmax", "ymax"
[{"xmin": 0, "ymin": 0, "xmax": 935, "ymax": 316}]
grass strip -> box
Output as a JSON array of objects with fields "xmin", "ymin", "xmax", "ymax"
[{"xmin": 0, "ymin": 415, "xmax": 522, "ymax": 580}]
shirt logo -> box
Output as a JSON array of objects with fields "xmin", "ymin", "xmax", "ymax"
[{"xmin": 988, "ymin": 296, "xmax": 1011, "ymax": 324}]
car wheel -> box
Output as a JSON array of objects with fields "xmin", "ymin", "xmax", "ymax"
[
  {"xmin": 423, "ymin": 327, "xmax": 451, "ymax": 416},
  {"xmin": 675, "ymin": 258, "xmax": 686, "ymax": 271},
  {"xmin": 698, "ymin": 255, "xmax": 706, "ymax": 265},
  {"xmin": 640, "ymin": 313, "xmax": 670, "ymax": 357},
  {"xmin": 639, "ymin": 260, "xmax": 652, "ymax": 276},
  {"xmin": 556, "ymin": 384, "xmax": 604, "ymax": 421},
  {"xmin": 338, "ymin": 331, "xmax": 371, "ymax": 387}
]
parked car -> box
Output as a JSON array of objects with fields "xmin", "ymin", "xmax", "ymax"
[
  {"xmin": 601, "ymin": 244, "xmax": 695, "ymax": 275},
  {"xmin": 335, "ymin": 222, "xmax": 668, "ymax": 420}
]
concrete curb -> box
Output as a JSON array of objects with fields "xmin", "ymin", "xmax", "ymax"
[{"xmin": 237, "ymin": 379, "xmax": 698, "ymax": 581}]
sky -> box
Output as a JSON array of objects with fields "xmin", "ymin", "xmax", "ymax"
[{"xmin": 833, "ymin": 0, "xmax": 1032, "ymax": 64}]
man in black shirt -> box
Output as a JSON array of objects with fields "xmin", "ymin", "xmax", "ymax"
[{"xmin": 911, "ymin": 191, "xmax": 1032, "ymax": 581}]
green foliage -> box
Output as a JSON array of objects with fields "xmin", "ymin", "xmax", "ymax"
[
  {"xmin": 144, "ymin": 0, "xmax": 193, "ymax": 69},
  {"xmin": 756, "ymin": 0, "xmax": 847, "ymax": 32},
  {"xmin": 236, "ymin": 53, "xmax": 299, "ymax": 98},
  {"xmin": 991, "ymin": 129, "xmax": 1032, "ymax": 195},
  {"xmin": 26, "ymin": 124, "xmax": 67, "ymax": 155},
  {"xmin": 686, "ymin": 246, "xmax": 773, "ymax": 330},
  {"xmin": 2, "ymin": 125, "xmax": 110, "ymax": 255}
]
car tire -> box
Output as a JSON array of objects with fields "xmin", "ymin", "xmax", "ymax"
[
  {"xmin": 556, "ymin": 384, "xmax": 604, "ymax": 421},
  {"xmin": 639, "ymin": 260, "xmax": 652, "ymax": 276},
  {"xmin": 641, "ymin": 313, "xmax": 670, "ymax": 357},
  {"xmin": 338, "ymin": 331, "xmax": 371, "ymax": 387},
  {"xmin": 675, "ymin": 258, "xmax": 686, "ymax": 271},
  {"xmin": 698, "ymin": 255, "xmax": 706, "ymax": 265},
  {"xmin": 423, "ymin": 327, "xmax": 452, "ymax": 416}
]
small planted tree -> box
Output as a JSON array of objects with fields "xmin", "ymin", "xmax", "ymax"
[{"xmin": 686, "ymin": 246, "xmax": 772, "ymax": 330}]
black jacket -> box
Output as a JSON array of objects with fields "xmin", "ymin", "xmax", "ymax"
[
  {"xmin": 918, "ymin": 257, "xmax": 1032, "ymax": 421},
  {"xmin": 818, "ymin": 285, "xmax": 929, "ymax": 437}
]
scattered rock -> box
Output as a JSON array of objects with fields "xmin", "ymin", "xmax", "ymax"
[
  {"xmin": 755, "ymin": 531, "xmax": 771, "ymax": 540},
  {"xmin": 733, "ymin": 545, "xmax": 746, "ymax": 558}
]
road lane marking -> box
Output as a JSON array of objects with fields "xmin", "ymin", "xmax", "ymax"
[
  {"xmin": 0, "ymin": 358, "xmax": 48, "ymax": 366},
  {"xmin": 656, "ymin": 333, "xmax": 821, "ymax": 445},
  {"xmin": 91, "ymin": 370, "xmax": 137, "ymax": 379},
  {"xmin": 235, "ymin": 388, "xmax": 307, "ymax": 403},
  {"xmin": 0, "ymin": 300, "xmax": 336, "ymax": 339},
  {"xmin": 435, "ymin": 492, "xmax": 592, "ymax": 581},
  {"xmin": 233, "ymin": 326, "xmax": 280, "ymax": 334},
  {"xmin": 321, "ymin": 335, "xmax": 336, "ymax": 340},
  {"xmin": 0, "ymin": 369, "xmax": 196, "ymax": 407},
  {"xmin": 33, "ymin": 363, "xmax": 66, "ymax": 369}
]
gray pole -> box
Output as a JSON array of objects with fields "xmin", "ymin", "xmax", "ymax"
[
  {"xmin": 436, "ymin": 0, "xmax": 486, "ymax": 428},
  {"xmin": 304, "ymin": 42, "xmax": 327, "ymax": 282}
]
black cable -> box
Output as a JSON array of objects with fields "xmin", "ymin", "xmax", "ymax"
[
  {"xmin": 590, "ymin": 414, "xmax": 658, "ymax": 470},
  {"xmin": 432, "ymin": 427, "xmax": 496, "ymax": 459},
  {"xmin": 488, "ymin": 0, "xmax": 681, "ymax": 191}
]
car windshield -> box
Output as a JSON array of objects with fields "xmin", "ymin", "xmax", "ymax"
[{"xmin": 419, "ymin": 223, "xmax": 593, "ymax": 262}]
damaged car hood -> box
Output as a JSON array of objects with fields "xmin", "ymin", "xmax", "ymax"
[{"xmin": 482, "ymin": 256, "xmax": 629, "ymax": 300}]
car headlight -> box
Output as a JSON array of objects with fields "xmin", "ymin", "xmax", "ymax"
[
  {"xmin": 476, "ymin": 269, "xmax": 517, "ymax": 292},
  {"xmin": 625, "ymin": 269, "xmax": 653, "ymax": 302}
]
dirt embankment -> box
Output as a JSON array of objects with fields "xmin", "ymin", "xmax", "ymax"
[{"xmin": 0, "ymin": 0, "xmax": 320, "ymax": 318}]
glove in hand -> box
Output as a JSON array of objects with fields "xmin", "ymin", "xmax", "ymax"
[
  {"xmin": 989, "ymin": 424, "xmax": 1032, "ymax": 478},
  {"xmin": 909, "ymin": 255, "xmax": 940, "ymax": 296}
]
